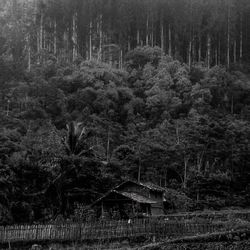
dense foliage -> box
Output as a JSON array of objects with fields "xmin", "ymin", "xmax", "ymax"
[{"xmin": 0, "ymin": 1, "xmax": 250, "ymax": 224}]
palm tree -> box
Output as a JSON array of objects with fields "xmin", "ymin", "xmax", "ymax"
[
  {"xmin": 23, "ymin": 122, "xmax": 97, "ymax": 218},
  {"xmin": 63, "ymin": 121, "xmax": 93, "ymax": 157},
  {"xmin": 49, "ymin": 121, "xmax": 95, "ymax": 216}
]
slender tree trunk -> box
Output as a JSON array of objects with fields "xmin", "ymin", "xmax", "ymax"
[
  {"xmin": 207, "ymin": 34, "xmax": 211, "ymax": 68},
  {"xmin": 37, "ymin": 11, "xmax": 44, "ymax": 63},
  {"xmin": 168, "ymin": 24, "xmax": 172, "ymax": 56},
  {"xmin": 27, "ymin": 34, "xmax": 31, "ymax": 71},
  {"xmin": 160, "ymin": 18, "xmax": 164, "ymax": 51},
  {"xmin": 197, "ymin": 149, "xmax": 205, "ymax": 174},
  {"xmin": 6, "ymin": 100, "xmax": 10, "ymax": 116},
  {"xmin": 176, "ymin": 121, "xmax": 180, "ymax": 145},
  {"xmin": 192, "ymin": 38, "xmax": 195, "ymax": 62},
  {"xmin": 183, "ymin": 156, "xmax": 189, "ymax": 189},
  {"xmin": 233, "ymin": 39, "xmax": 237, "ymax": 63},
  {"xmin": 240, "ymin": 14, "xmax": 243, "ymax": 63},
  {"xmin": 109, "ymin": 46, "xmax": 112, "ymax": 65},
  {"xmin": 146, "ymin": 14, "xmax": 149, "ymax": 45},
  {"xmin": 198, "ymin": 34, "xmax": 201, "ymax": 62},
  {"xmin": 98, "ymin": 14, "xmax": 103, "ymax": 61},
  {"xmin": 106, "ymin": 126, "xmax": 110, "ymax": 163},
  {"xmin": 138, "ymin": 144, "xmax": 142, "ymax": 183},
  {"xmin": 231, "ymin": 95, "xmax": 234, "ymax": 114},
  {"xmin": 215, "ymin": 44, "xmax": 218, "ymax": 66},
  {"xmin": 227, "ymin": 0, "xmax": 231, "ymax": 68},
  {"xmin": 72, "ymin": 12, "xmax": 78, "ymax": 61},
  {"xmin": 53, "ymin": 20, "xmax": 57, "ymax": 55},
  {"xmin": 63, "ymin": 29, "xmax": 69, "ymax": 63},
  {"xmin": 50, "ymin": 20, "xmax": 53, "ymax": 52},
  {"xmin": 40, "ymin": 12, "xmax": 43, "ymax": 51},
  {"xmin": 164, "ymin": 169, "xmax": 168, "ymax": 187},
  {"xmin": 151, "ymin": 18, "xmax": 154, "ymax": 46},
  {"xmin": 137, "ymin": 29, "xmax": 140, "ymax": 46},
  {"xmin": 218, "ymin": 38, "xmax": 221, "ymax": 65},
  {"xmin": 188, "ymin": 38, "xmax": 192, "ymax": 70},
  {"xmin": 37, "ymin": 28, "xmax": 40, "ymax": 58},
  {"xmin": 89, "ymin": 21, "xmax": 92, "ymax": 60},
  {"xmin": 196, "ymin": 190, "xmax": 200, "ymax": 202},
  {"xmin": 188, "ymin": 0, "xmax": 193, "ymax": 69},
  {"xmin": 119, "ymin": 49, "xmax": 123, "ymax": 69},
  {"xmin": 128, "ymin": 37, "xmax": 131, "ymax": 51},
  {"xmin": 43, "ymin": 23, "xmax": 46, "ymax": 51},
  {"xmin": 85, "ymin": 40, "xmax": 89, "ymax": 60}
]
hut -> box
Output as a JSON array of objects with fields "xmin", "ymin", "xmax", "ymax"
[{"xmin": 92, "ymin": 180, "xmax": 165, "ymax": 219}]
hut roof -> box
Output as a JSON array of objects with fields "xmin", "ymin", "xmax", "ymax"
[
  {"xmin": 92, "ymin": 190, "xmax": 157, "ymax": 206},
  {"xmin": 118, "ymin": 191, "xmax": 157, "ymax": 204},
  {"xmin": 140, "ymin": 182, "xmax": 166, "ymax": 192},
  {"xmin": 115, "ymin": 180, "xmax": 165, "ymax": 193},
  {"xmin": 91, "ymin": 180, "xmax": 164, "ymax": 207}
]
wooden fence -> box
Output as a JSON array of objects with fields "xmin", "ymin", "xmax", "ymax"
[{"xmin": 0, "ymin": 219, "xmax": 225, "ymax": 244}]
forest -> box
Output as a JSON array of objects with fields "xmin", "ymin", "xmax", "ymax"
[{"xmin": 0, "ymin": 0, "xmax": 250, "ymax": 224}]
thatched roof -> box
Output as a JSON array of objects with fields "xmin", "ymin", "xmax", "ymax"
[
  {"xmin": 92, "ymin": 190, "xmax": 157, "ymax": 206},
  {"xmin": 115, "ymin": 180, "xmax": 165, "ymax": 193},
  {"xmin": 118, "ymin": 191, "xmax": 157, "ymax": 204}
]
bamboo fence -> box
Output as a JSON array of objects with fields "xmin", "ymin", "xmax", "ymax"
[{"xmin": 0, "ymin": 219, "xmax": 225, "ymax": 244}]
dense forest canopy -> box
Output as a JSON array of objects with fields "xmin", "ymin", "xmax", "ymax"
[{"xmin": 0, "ymin": 0, "xmax": 250, "ymax": 224}]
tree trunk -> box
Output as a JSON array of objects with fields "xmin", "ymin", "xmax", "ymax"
[
  {"xmin": 151, "ymin": 17, "xmax": 154, "ymax": 46},
  {"xmin": 227, "ymin": 1, "xmax": 231, "ymax": 68},
  {"xmin": 192, "ymin": 38, "xmax": 195, "ymax": 62},
  {"xmin": 43, "ymin": 21, "xmax": 46, "ymax": 51},
  {"xmin": 138, "ymin": 144, "xmax": 142, "ymax": 183},
  {"xmin": 27, "ymin": 34, "xmax": 31, "ymax": 71},
  {"xmin": 137, "ymin": 29, "xmax": 140, "ymax": 46},
  {"xmin": 183, "ymin": 156, "xmax": 189, "ymax": 189},
  {"xmin": 37, "ymin": 28, "xmax": 40, "ymax": 59},
  {"xmin": 218, "ymin": 38, "xmax": 221, "ymax": 65},
  {"xmin": 215, "ymin": 44, "xmax": 218, "ymax": 66},
  {"xmin": 53, "ymin": 20, "xmax": 57, "ymax": 55},
  {"xmin": 98, "ymin": 14, "xmax": 103, "ymax": 61},
  {"xmin": 168, "ymin": 24, "xmax": 172, "ymax": 56},
  {"xmin": 198, "ymin": 34, "xmax": 201, "ymax": 62},
  {"xmin": 233, "ymin": 39, "xmax": 237, "ymax": 63},
  {"xmin": 160, "ymin": 18, "xmax": 164, "ymax": 51},
  {"xmin": 197, "ymin": 150, "xmax": 205, "ymax": 174},
  {"xmin": 109, "ymin": 45, "xmax": 112, "ymax": 65},
  {"xmin": 240, "ymin": 14, "xmax": 243, "ymax": 63},
  {"xmin": 37, "ymin": 10, "xmax": 44, "ymax": 63},
  {"xmin": 188, "ymin": 0, "xmax": 193, "ymax": 69},
  {"xmin": 128, "ymin": 37, "xmax": 131, "ymax": 51},
  {"xmin": 72, "ymin": 12, "xmax": 78, "ymax": 61},
  {"xmin": 207, "ymin": 34, "xmax": 211, "ymax": 68},
  {"xmin": 188, "ymin": 38, "xmax": 192, "ymax": 70},
  {"xmin": 89, "ymin": 21, "xmax": 92, "ymax": 60},
  {"xmin": 63, "ymin": 29, "xmax": 69, "ymax": 63},
  {"xmin": 231, "ymin": 95, "xmax": 234, "ymax": 114},
  {"xmin": 119, "ymin": 49, "xmax": 123, "ymax": 69},
  {"xmin": 176, "ymin": 121, "xmax": 180, "ymax": 145},
  {"xmin": 6, "ymin": 100, "xmax": 10, "ymax": 116},
  {"xmin": 40, "ymin": 12, "xmax": 43, "ymax": 51},
  {"xmin": 146, "ymin": 14, "xmax": 149, "ymax": 45},
  {"xmin": 106, "ymin": 126, "xmax": 110, "ymax": 163}
]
